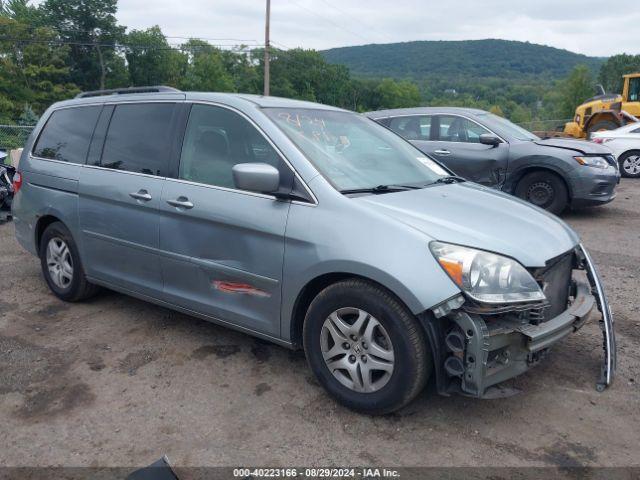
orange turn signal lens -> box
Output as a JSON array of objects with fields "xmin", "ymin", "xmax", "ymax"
[{"xmin": 438, "ymin": 258, "xmax": 464, "ymax": 287}]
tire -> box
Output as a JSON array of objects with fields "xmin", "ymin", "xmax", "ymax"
[
  {"xmin": 39, "ymin": 221, "xmax": 100, "ymax": 302},
  {"xmin": 303, "ymin": 279, "xmax": 431, "ymax": 415},
  {"xmin": 587, "ymin": 120, "xmax": 618, "ymax": 139},
  {"xmin": 618, "ymin": 151, "xmax": 640, "ymax": 178},
  {"xmin": 515, "ymin": 170, "xmax": 569, "ymax": 215}
]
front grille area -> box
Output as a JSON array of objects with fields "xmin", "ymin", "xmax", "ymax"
[{"xmin": 534, "ymin": 251, "xmax": 574, "ymax": 322}]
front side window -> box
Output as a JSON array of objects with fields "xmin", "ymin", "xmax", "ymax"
[
  {"xmin": 436, "ymin": 115, "xmax": 490, "ymax": 143},
  {"xmin": 476, "ymin": 112, "xmax": 539, "ymax": 141},
  {"xmin": 33, "ymin": 106, "xmax": 101, "ymax": 163},
  {"xmin": 265, "ymin": 108, "xmax": 447, "ymax": 192},
  {"xmin": 179, "ymin": 104, "xmax": 284, "ymax": 190},
  {"xmin": 388, "ymin": 115, "xmax": 431, "ymax": 140},
  {"xmin": 101, "ymin": 103, "xmax": 175, "ymax": 176}
]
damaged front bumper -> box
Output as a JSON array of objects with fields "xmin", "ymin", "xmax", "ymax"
[
  {"xmin": 426, "ymin": 244, "xmax": 616, "ymax": 398},
  {"xmin": 581, "ymin": 243, "xmax": 617, "ymax": 391}
]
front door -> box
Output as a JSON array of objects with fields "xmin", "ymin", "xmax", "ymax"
[
  {"xmin": 414, "ymin": 115, "xmax": 510, "ymax": 187},
  {"xmin": 158, "ymin": 103, "xmax": 291, "ymax": 337},
  {"xmin": 79, "ymin": 102, "xmax": 180, "ymax": 297}
]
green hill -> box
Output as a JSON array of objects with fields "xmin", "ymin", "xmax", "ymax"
[{"xmin": 322, "ymin": 39, "xmax": 604, "ymax": 81}]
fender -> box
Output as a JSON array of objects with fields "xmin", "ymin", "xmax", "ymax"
[
  {"xmin": 503, "ymin": 160, "xmax": 574, "ymax": 197},
  {"xmin": 280, "ymin": 258, "xmax": 459, "ymax": 344}
]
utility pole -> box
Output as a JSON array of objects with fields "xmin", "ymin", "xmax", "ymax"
[{"xmin": 263, "ymin": 0, "xmax": 271, "ymax": 96}]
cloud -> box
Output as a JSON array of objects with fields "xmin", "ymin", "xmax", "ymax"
[{"xmin": 41, "ymin": 0, "xmax": 640, "ymax": 56}]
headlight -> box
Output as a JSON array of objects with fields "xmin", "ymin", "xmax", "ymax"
[
  {"xmin": 574, "ymin": 156, "xmax": 610, "ymax": 169},
  {"xmin": 430, "ymin": 242, "xmax": 546, "ymax": 304}
]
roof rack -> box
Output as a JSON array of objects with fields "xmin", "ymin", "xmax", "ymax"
[{"xmin": 75, "ymin": 86, "xmax": 181, "ymax": 99}]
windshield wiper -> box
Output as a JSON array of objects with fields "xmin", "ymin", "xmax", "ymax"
[
  {"xmin": 431, "ymin": 175, "xmax": 467, "ymax": 185},
  {"xmin": 339, "ymin": 184, "xmax": 421, "ymax": 195}
]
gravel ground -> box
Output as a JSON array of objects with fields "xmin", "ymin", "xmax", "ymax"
[{"xmin": 0, "ymin": 180, "xmax": 638, "ymax": 470}]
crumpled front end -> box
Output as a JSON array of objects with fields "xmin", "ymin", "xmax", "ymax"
[{"xmin": 424, "ymin": 245, "xmax": 616, "ymax": 398}]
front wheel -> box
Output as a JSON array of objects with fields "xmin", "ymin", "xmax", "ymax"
[
  {"xmin": 619, "ymin": 151, "xmax": 640, "ymax": 178},
  {"xmin": 515, "ymin": 171, "xmax": 568, "ymax": 215},
  {"xmin": 303, "ymin": 279, "xmax": 431, "ymax": 415}
]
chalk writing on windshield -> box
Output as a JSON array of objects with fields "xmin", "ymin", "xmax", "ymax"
[{"xmin": 276, "ymin": 111, "xmax": 342, "ymax": 147}]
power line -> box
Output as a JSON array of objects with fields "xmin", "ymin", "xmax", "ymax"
[
  {"xmin": 164, "ymin": 35, "xmax": 258, "ymax": 43},
  {"xmin": 0, "ymin": 36, "xmax": 265, "ymax": 51},
  {"xmin": 271, "ymin": 39, "xmax": 291, "ymax": 50},
  {"xmin": 285, "ymin": 0, "xmax": 374, "ymax": 44},
  {"xmin": 314, "ymin": 0, "xmax": 392, "ymax": 42},
  {"xmin": 3, "ymin": 24, "xmax": 260, "ymax": 44}
]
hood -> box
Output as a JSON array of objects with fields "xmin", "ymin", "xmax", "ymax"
[
  {"xmin": 355, "ymin": 183, "xmax": 579, "ymax": 267},
  {"xmin": 533, "ymin": 138, "xmax": 611, "ymax": 155}
]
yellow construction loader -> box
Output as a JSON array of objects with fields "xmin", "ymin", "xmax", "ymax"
[{"xmin": 564, "ymin": 73, "xmax": 640, "ymax": 138}]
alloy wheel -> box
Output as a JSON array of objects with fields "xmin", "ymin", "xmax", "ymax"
[
  {"xmin": 320, "ymin": 307, "xmax": 395, "ymax": 393},
  {"xmin": 46, "ymin": 237, "xmax": 74, "ymax": 289},
  {"xmin": 622, "ymin": 155, "xmax": 640, "ymax": 176}
]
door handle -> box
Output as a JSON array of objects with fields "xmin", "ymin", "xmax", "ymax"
[
  {"xmin": 434, "ymin": 149, "xmax": 451, "ymax": 155},
  {"xmin": 129, "ymin": 190, "xmax": 152, "ymax": 201},
  {"xmin": 166, "ymin": 197, "xmax": 194, "ymax": 209}
]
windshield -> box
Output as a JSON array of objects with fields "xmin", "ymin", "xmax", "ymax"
[
  {"xmin": 477, "ymin": 112, "xmax": 540, "ymax": 141},
  {"xmin": 264, "ymin": 108, "xmax": 448, "ymax": 191}
]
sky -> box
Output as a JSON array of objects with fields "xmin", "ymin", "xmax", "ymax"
[{"xmin": 42, "ymin": 0, "xmax": 640, "ymax": 56}]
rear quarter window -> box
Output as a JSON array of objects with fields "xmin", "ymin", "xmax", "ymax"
[
  {"xmin": 32, "ymin": 106, "xmax": 101, "ymax": 164},
  {"xmin": 388, "ymin": 115, "xmax": 431, "ymax": 140}
]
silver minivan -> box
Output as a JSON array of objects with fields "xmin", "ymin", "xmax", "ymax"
[{"xmin": 12, "ymin": 87, "xmax": 616, "ymax": 414}]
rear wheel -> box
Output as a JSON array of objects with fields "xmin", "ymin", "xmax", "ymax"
[
  {"xmin": 40, "ymin": 222, "xmax": 100, "ymax": 302},
  {"xmin": 619, "ymin": 151, "xmax": 640, "ymax": 178},
  {"xmin": 303, "ymin": 279, "xmax": 431, "ymax": 415},
  {"xmin": 515, "ymin": 171, "xmax": 569, "ymax": 215}
]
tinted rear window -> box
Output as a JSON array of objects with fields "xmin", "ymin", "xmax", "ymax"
[
  {"xmin": 33, "ymin": 106, "xmax": 101, "ymax": 163},
  {"xmin": 101, "ymin": 103, "xmax": 175, "ymax": 176}
]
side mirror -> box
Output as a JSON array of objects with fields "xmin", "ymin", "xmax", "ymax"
[
  {"xmin": 479, "ymin": 134, "xmax": 502, "ymax": 147},
  {"xmin": 232, "ymin": 163, "xmax": 280, "ymax": 194}
]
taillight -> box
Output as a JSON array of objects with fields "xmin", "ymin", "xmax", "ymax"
[{"xmin": 12, "ymin": 171, "xmax": 22, "ymax": 193}]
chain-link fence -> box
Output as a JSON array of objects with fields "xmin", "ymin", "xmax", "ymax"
[
  {"xmin": 0, "ymin": 125, "xmax": 35, "ymax": 151},
  {"xmin": 516, "ymin": 119, "xmax": 572, "ymax": 134}
]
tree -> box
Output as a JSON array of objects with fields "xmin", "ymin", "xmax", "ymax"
[
  {"xmin": 599, "ymin": 54, "xmax": 640, "ymax": 93},
  {"xmin": 0, "ymin": 17, "xmax": 78, "ymax": 121},
  {"xmin": 224, "ymin": 48, "xmax": 260, "ymax": 94},
  {"xmin": 40, "ymin": 0, "xmax": 126, "ymax": 90},
  {"xmin": 18, "ymin": 103, "xmax": 39, "ymax": 125},
  {"xmin": 125, "ymin": 26, "xmax": 186, "ymax": 87},
  {"xmin": 489, "ymin": 105, "xmax": 505, "ymax": 117},
  {"xmin": 375, "ymin": 79, "xmax": 422, "ymax": 109},
  {"xmin": 180, "ymin": 39, "xmax": 235, "ymax": 92},
  {"xmin": 1, "ymin": 0, "xmax": 43, "ymax": 24},
  {"xmin": 264, "ymin": 49, "xmax": 355, "ymax": 108},
  {"xmin": 558, "ymin": 65, "xmax": 594, "ymax": 119}
]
